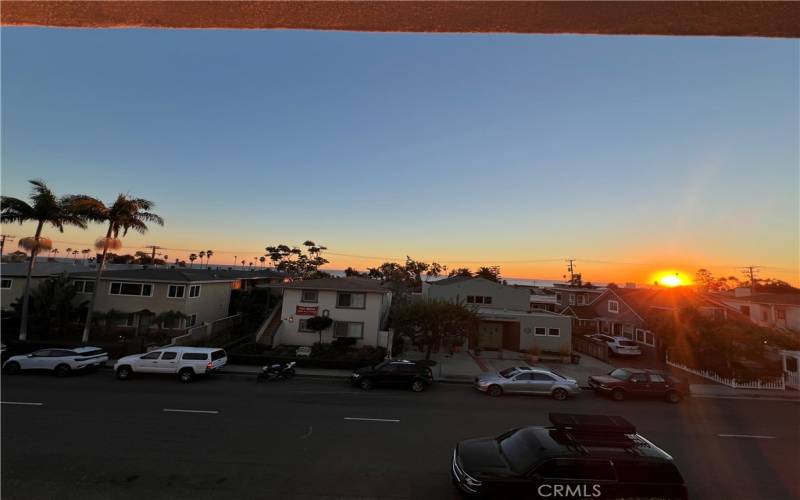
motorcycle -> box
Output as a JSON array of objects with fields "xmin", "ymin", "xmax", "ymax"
[{"xmin": 257, "ymin": 361, "xmax": 296, "ymax": 382}]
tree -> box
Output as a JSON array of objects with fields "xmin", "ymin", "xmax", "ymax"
[
  {"xmin": 344, "ymin": 267, "xmax": 366, "ymax": 277},
  {"xmin": 448, "ymin": 267, "xmax": 473, "ymax": 278},
  {"xmin": 206, "ymin": 250, "xmax": 214, "ymax": 268},
  {"xmin": 189, "ymin": 253, "xmax": 197, "ymax": 268},
  {"xmin": 756, "ymin": 279, "xmax": 800, "ymax": 294},
  {"xmin": 366, "ymin": 257, "xmax": 446, "ymax": 299},
  {"xmin": 391, "ymin": 298, "xmax": 480, "ymax": 360},
  {"xmin": 81, "ymin": 248, "xmax": 90, "ymax": 263},
  {"xmin": 475, "ymin": 266, "xmax": 501, "ymax": 283},
  {"xmin": 259, "ymin": 255, "xmax": 266, "ymax": 269},
  {"xmin": 265, "ymin": 240, "xmax": 329, "ymax": 279},
  {"xmin": 71, "ymin": 194, "xmax": 163, "ymax": 343},
  {"xmin": 9, "ymin": 273, "xmax": 78, "ymax": 337},
  {"xmin": 199, "ymin": 250, "xmax": 206, "ymax": 267},
  {"xmin": 606, "ymin": 282, "xmax": 619, "ymax": 290},
  {"xmin": 1, "ymin": 180, "xmax": 89, "ymax": 340},
  {"xmin": 305, "ymin": 315, "xmax": 333, "ymax": 344}
]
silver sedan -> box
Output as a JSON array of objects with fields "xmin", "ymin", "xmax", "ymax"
[{"xmin": 474, "ymin": 366, "xmax": 580, "ymax": 400}]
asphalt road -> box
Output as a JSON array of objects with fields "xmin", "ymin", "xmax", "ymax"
[{"xmin": 2, "ymin": 371, "xmax": 799, "ymax": 500}]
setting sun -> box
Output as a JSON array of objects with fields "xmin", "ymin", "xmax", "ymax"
[{"xmin": 654, "ymin": 271, "xmax": 687, "ymax": 288}]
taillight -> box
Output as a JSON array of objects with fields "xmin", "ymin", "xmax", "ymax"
[{"xmin": 207, "ymin": 361, "xmax": 213, "ymax": 369}]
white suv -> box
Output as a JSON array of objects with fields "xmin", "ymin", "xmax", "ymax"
[
  {"xmin": 587, "ymin": 334, "xmax": 642, "ymax": 356},
  {"xmin": 3, "ymin": 347, "xmax": 109, "ymax": 377},
  {"xmin": 114, "ymin": 347, "xmax": 227, "ymax": 383}
]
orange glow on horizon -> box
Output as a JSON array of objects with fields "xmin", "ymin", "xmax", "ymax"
[{"xmin": 652, "ymin": 270, "xmax": 690, "ymax": 288}]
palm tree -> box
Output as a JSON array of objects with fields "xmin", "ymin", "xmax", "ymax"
[
  {"xmin": 259, "ymin": 256, "xmax": 266, "ymax": 269},
  {"xmin": 72, "ymin": 249, "xmax": 79, "ymax": 262},
  {"xmin": 189, "ymin": 253, "xmax": 197, "ymax": 268},
  {"xmin": 206, "ymin": 250, "xmax": 213, "ymax": 269},
  {"xmin": 1, "ymin": 180, "xmax": 89, "ymax": 340},
  {"xmin": 66, "ymin": 247, "xmax": 73, "ymax": 261},
  {"xmin": 71, "ymin": 194, "xmax": 164, "ymax": 343},
  {"xmin": 81, "ymin": 248, "xmax": 90, "ymax": 263},
  {"xmin": 199, "ymin": 251, "xmax": 206, "ymax": 267},
  {"xmin": 241, "ymin": 259, "xmax": 245, "ymax": 268}
]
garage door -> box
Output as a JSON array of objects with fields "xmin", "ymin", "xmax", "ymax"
[{"xmin": 478, "ymin": 323, "xmax": 503, "ymax": 349}]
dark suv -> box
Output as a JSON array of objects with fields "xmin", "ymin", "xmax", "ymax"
[
  {"xmin": 589, "ymin": 368, "xmax": 689, "ymax": 403},
  {"xmin": 351, "ymin": 359, "xmax": 433, "ymax": 392},
  {"xmin": 452, "ymin": 413, "xmax": 687, "ymax": 499}
]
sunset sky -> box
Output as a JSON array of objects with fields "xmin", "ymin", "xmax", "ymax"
[{"xmin": 2, "ymin": 29, "xmax": 798, "ymax": 285}]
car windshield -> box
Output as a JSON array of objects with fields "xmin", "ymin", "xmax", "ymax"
[
  {"xmin": 498, "ymin": 368, "xmax": 518, "ymax": 378},
  {"xmin": 498, "ymin": 429, "xmax": 538, "ymax": 473},
  {"xmin": 609, "ymin": 369, "xmax": 630, "ymax": 380}
]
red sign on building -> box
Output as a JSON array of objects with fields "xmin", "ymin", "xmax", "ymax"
[{"xmin": 295, "ymin": 305, "xmax": 318, "ymax": 316}]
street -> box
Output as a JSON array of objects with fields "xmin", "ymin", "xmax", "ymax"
[{"xmin": 2, "ymin": 371, "xmax": 799, "ymax": 500}]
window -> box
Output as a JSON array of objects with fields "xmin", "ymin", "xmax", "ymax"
[
  {"xmin": 466, "ymin": 295, "xmax": 492, "ymax": 305},
  {"xmin": 548, "ymin": 328, "xmax": 560, "ymax": 337},
  {"xmin": 211, "ymin": 350, "xmax": 226, "ymax": 361},
  {"xmin": 484, "ymin": 296, "xmax": 492, "ymax": 305},
  {"xmin": 514, "ymin": 373, "xmax": 535, "ymax": 381},
  {"xmin": 182, "ymin": 352, "xmax": 208, "ymax": 360},
  {"xmin": 740, "ymin": 305, "xmax": 751, "ymax": 316},
  {"xmin": 109, "ymin": 282, "xmax": 152, "ymax": 296},
  {"xmin": 534, "ymin": 327, "xmax": 546, "ymax": 336},
  {"xmin": 532, "ymin": 372, "xmax": 555, "ymax": 381},
  {"xmin": 333, "ymin": 321, "xmax": 364, "ymax": 338},
  {"xmin": 167, "ymin": 284, "xmax": 185, "ymax": 298},
  {"xmin": 161, "ymin": 351, "xmax": 177, "ymax": 360},
  {"xmin": 644, "ymin": 331, "xmax": 655, "ymax": 346},
  {"xmin": 298, "ymin": 319, "xmax": 316, "ymax": 333},
  {"xmin": 301, "ymin": 290, "xmax": 318, "ymax": 303},
  {"xmin": 475, "ymin": 296, "xmax": 484, "ymax": 304},
  {"xmin": 635, "ymin": 329, "xmax": 646, "ymax": 342},
  {"xmin": 631, "ymin": 373, "xmax": 649, "ymax": 383},
  {"xmin": 141, "ymin": 351, "xmax": 161, "ymax": 360},
  {"xmin": 535, "ymin": 459, "xmax": 615, "ymax": 481},
  {"xmin": 337, "ymin": 292, "xmax": 366, "ymax": 309},
  {"xmin": 649, "ymin": 373, "xmax": 666, "ymax": 383},
  {"xmin": 0, "ymin": 278, "xmax": 12, "ymax": 289},
  {"xmin": 777, "ymin": 308, "xmax": 786, "ymax": 321},
  {"xmin": 73, "ymin": 280, "xmax": 95, "ymax": 294},
  {"xmin": 555, "ymin": 293, "xmax": 562, "ymax": 303},
  {"xmin": 188, "ymin": 285, "xmax": 201, "ymax": 298},
  {"xmin": 577, "ymin": 294, "xmax": 586, "ymax": 305},
  {"xmin": 112, "ymin": 314, "xmax": 135, "ymax": 327},
  {"xmin": 609, "ymin": 369, "xmax": 630, "ymax": 380},
  {"xmin": 608, "ymin": 300, "xmax": 619, "ymax": 313},
  {"xmin": 569, "ymin": 294, "xmax": 576, "ymax": 305},
  {"xmin": 466, "ymin": 295, "xmax": 474, "ymax": 303}
]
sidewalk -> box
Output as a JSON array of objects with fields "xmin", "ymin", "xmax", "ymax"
[
  {"xmin": 689, "ymin": 383, "xmax": 800, "ymax": 400},
  {"xmin": 401, "ymin": 351, "xmax": 482, "ymax": 382}
]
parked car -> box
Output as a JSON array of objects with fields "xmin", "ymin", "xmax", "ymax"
[
  {"xmin": 114, "ymin": 347, "xmax": 227, "ymax": 383},
  {"xmin": 474, "ymin": 366, "xmax": 580, "ymax": 400},
  {"xmin": 587, "ymin": 334, "xmax": 642, "ymax": 356},
  {"xmin": 2, "ymin": 347, "xmax": 108, "ymax": 377},
  {"xmin": 452, "ymin": 413, "xmax": 687, "ymax": 499},
  {"xmin": 351, "ymin": 359, "xmax": 433, "ymax": 392},
  {"xmin": 589, "ymin": 368, "xmax": 689, "ymax": 403}
]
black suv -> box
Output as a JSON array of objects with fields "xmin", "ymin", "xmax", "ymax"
[
  {"xmin": 452, "ymin": 413, "xmax": 687, "ymax": 499},
  {"xmin": 351, "ymin": 359, "xmax": 433, "ymax": 392}
]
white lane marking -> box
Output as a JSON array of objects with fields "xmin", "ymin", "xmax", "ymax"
[
  {"xmin": 163, "ymin": 408, "xmax": 219, "ymax": 414},
  {"xmin": 299, "ymin": 425, "xmax": 313, "ymax": 439},
  {"xmin": 2, "ymin": 401, "xmax": 44, "ymax": 406},
  {"xmin": 718, "ymin": 434, "xmax": 776, "ymax": 439},
  {"xmin": 344, "ymin": 417, "xmax": 399, "ymax": 423}
]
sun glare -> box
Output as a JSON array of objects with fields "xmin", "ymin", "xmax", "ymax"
[{"xmin": 655, "ymin": 272, "xmax": 686, "ymax": 288}]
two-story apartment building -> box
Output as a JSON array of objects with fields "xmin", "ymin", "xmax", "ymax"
[
  {"xmin": 1, "ymin": 261, "xmax": 96, "ymax": 316},
  {"xmin": 713, "ymin": 288, "xmax": 800, "ymax": 333},
  {"xmin": 424, "ymin": 276, "xmax": 572, "ymax": 353},
  {"xmin": 68, "ymin": 268, "xmax": 285, "ymax": 333},
  {"xmin": 272, "ymin": 277, "xmax": 392, "ymax": 347},
  {"xmin": 551, "ymin": 285, "xmax": 606, "ymax": 311}
]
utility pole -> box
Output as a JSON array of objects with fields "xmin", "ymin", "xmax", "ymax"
[
  {"xmin": 0, "ymin": 234, "xmax": 16, "ymax": 260},
  {"xmin": 742, "ymin": 266, "xmax": 760, "ymax": 295},
  {"xmin": 565, "ymin": 258, "xmax": 581, "ymax": 286},
  {"xmin": 143, "ymin": 245, "xmax": 163, "ymax": 267}
]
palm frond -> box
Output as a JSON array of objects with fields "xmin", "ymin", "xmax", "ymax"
[{"xmin": 0, "ymin": 196, "xmax": 35, "ymax": 224}]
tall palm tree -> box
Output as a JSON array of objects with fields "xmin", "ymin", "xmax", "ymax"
[
  {"xmin": 66, "ymin": 247, "xmax": 73, "ymax": 261},
  {"xmin": 71, "ymin": 194, "xmax": 164, "ymax": 343},
  {"xmin": 199, "ymin": 251, "xmax": 206, "ymax": 268},
  {"xmin": 72, "ymin": 249, "xmax": 79, "ymax": 262},
  {"xmin": 189, "ymin": 253, "xmax": 197, "ymax": 268},
  {"xmin": 259, "ymin": 256, "xmax": 266, "ymax": 269},
  {"xmin": 205, "ymin": 250, "xmax": 213, "ymax": 269},
  {"xmin": 81, "ymin": 248, "xmax": 90, "ymax": 263},
  {"xmin": 52, "ymin": 248, "xmax": 60, "ymax": 259},
  {"xmin": 1, "ymin": 180, "xmax": 89, "ymax": 340}
]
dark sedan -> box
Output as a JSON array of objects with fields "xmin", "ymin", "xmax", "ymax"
[{"xmin": 589, "ymin": 368, "xmax": 689, "ymax": 403}]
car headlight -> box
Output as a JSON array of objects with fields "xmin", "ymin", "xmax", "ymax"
[
  {"xmin": 600, "ymin": 384, "xmax": 609, "ymax": 390},
  {"xmin": 352, "ymin": 373, "xmax": 360, "ymax": 379}
]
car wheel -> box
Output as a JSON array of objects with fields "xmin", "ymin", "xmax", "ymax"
[
  {"xmin": 179, "ymin": 368, "xmax": 195, "ymax": 383},
  {"xmin": 411, "ymin": 380, "xmax": 426, "ymax": 392},
  {"xmin": 487, "ymin": 384, "xmax": 503, "ymax": 397},
  {"xmin": 359, "ymin": 378, "xmax": 374, "ymax": 390},
  {"xmin": 552, "ymin": 388, "xmax": 568, "ymax": 401},
  {"xmin": 666, "ymin": 390, "xmax": 682, "ymax": 404},
  {"xmin": 116, "ymin": 365, "xmax": 132, "ymax": 380},
  {"xmin": 54, "ymin": 364, "xmax": 71, "ymax": 378},
  {"xmin": 612, "ymin": 388, "xmax": 626, "ymax": 401},
  {"xmin": 4, "ymin": 361, "xmax": 21, "ymax": 374}
]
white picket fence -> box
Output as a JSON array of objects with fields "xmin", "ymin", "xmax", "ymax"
[
  {"xmin": 786, "ymin": 371, "xmax": 800, "ymax": 391},
  {"xmin": 666, "ymin": 354, "xmax": 786, "ymax": 390}
]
